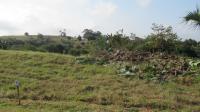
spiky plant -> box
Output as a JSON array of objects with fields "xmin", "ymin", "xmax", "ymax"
[{"xmin": 184, "ymin": 7, "xmax": 200, "ymax": 28}]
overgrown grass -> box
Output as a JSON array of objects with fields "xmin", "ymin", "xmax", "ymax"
[{"xmin": 0, "ymin": 50, "xmax": 200, "ymax": 112}]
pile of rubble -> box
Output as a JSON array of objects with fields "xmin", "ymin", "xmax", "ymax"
[
  {"xmin": 97, "ymin": 50, "xmax": 151, "ymax": 62},
  {"xmin": 97, "ymin": 50, "xmax": 200, "ymax": 82},
  {"xmin": 98, "ymin": 50, "xmax": 179, "ymax": 62},
  {"xmin": 116, "ymin": 54, "xmax": 191, "ymax": 81}
]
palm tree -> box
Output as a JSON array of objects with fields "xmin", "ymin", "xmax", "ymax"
[{"xmin": 184, "ymin": 7, "xmax": 200, "ymax": 28}]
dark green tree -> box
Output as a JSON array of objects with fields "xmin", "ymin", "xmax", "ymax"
[
  {"xmin": 37, "ymin": 33, "xmax": 44, "ymax": 39},
  {"xmin": 24, "ymin": 32, "xmax": 29, "ymax": 36},
  {"xmin": 182, "ymin": 39, "xmax": 198, "ymax": 57},
  {"xmin": 82, "ymin": 29, "xmax": 102, "ymax": 40},
  {"xmin": 77, "ymin": 35, "xmax": 82, "ymax": 41}
]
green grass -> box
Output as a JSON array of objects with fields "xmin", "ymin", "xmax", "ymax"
[{"xmin": 0, "ymin": 50, "xmax": 200, "ymax": 112}]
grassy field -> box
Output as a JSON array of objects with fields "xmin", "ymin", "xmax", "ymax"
[{"xmin": 0, "ymin": 50, "xmax": 200, "ymax": 112}]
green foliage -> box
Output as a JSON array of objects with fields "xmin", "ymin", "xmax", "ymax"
[
  {"xmin": 24, "ymin": 32, "xmax": 29, "ymax": 36},
  {"xmin": 0, "ymin": 24, "xmax": 200, "ymax": 58},
  {"xmin": 115, "ymin": 53, "xmax": 200, "ymax": 83},
  {"xmin": 0, "ymin": 11, "xmax": 200, "ymax": 111},
  {"xmin": 37, "ymin": 33, "xmax": 44, "ymax": 39},
  {"xmin": 0, "ymin": 35, "xmax": 89, "ymax": 56},
  {"xmin": 41, "ymin": 43, "xmax": 66, "ymax": 53},
  {"xmin": 189, "ymin": 60, "xmax": 200, "ymax": 69},
  {"xmin": 184, "ymin": 7, "xmax": 200, "ymax": 27},
  {"xmin": 86, "ymin": 36, "xmax": 109, "ymax": 55},
  {"xmin": 82, "ymin": 29, "xmax": 102, "ymax": 40},
  {"xmin": 181, "ymin": 39, "xmax": 199, "ymax": 57},
  {"xmin": 143, "ymin": 23, "xmax": 179, "ymax": 53},
  {"xmin": 76, "ymin": 56, "xmax": 108, "ymax": 65},
  {"xmin": 68, "ymin": 48, "xmax": 82, "ymax": 56},
  {"xmin": 77, "ymin": 35, "xmax": 82, "ymax": 41},
  {"xmin": 107, "ymin": 33, "xmax": 130, "ymax": 50}
]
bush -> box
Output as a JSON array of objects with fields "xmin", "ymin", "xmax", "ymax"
[
  {"xmin": 41, "ymin": 44, "xmax": 66, "ymax": 53},
  {"xmin": 37, "ymin": 33, "xmax": 44, "ymax": 39},
  {"xmin": 69, "ymin": 49, "xmax": 81, "ymax": 56},
  {"xmin": 24, "ymin": 32, "xmax": 29, "ymax": 36}
]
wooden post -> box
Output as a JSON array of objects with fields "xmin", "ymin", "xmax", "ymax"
[
  {"xmin": 17, "ymin": 86, "xmax": 20, "ymax": 105},
  {"xmin": 15, "ymin": 80, "xmax": 21, "ymax": 105}
]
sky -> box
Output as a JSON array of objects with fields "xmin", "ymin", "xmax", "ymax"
[{"xmin": 0, "ymin": 0, "xmax": 199, "ymax": 40}]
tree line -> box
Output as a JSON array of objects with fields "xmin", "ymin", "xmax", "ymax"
[{"xmin": 0, "ymin": 7, "xmax": 199, "ymax": 57}]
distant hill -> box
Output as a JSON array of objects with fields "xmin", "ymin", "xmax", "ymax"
[{"xmin": 0, "ymin": 35, "xmax": 88, "ymax": 56}]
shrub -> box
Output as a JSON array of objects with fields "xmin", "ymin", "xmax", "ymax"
[
  {"xmin": 24, "ymin": 32, "xmax": 29, "ymax": 36},
  {"xmin": 69, "ymin": 48, "xmax": 82, "ymax": 56},
  {"xmin": 37, "ymin": 33, "xmax": 44, "ymax": 39},
  {"xmin": 41, "ymin": 44, "xmax": 66, "ymax": 53}
]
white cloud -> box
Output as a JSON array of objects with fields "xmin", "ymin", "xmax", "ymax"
[
  {"xmin": 0, "ymin": 0, "xmax": 198, "ymax": 39},
  {"xmin": 136, "ymin": 0, "xmax": 152, "ymax": 8},
  {"xmin": 0, "ymin": 0, "xmax": 117, "ymax": 35},
  {"xmin": 91, "ymin": 2, "xmax": 117, "ymax": 18}
]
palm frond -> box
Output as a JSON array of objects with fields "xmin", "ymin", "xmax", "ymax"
[{"xmin": 184, "ymin": 7, "xmax": 200, "ymax": 27}]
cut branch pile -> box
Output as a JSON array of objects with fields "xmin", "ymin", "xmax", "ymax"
[
  {"xmin": 97, "ymin": 50, "xmax": 199, "ymax": 82},
  {"xmin": 98, "ymin": 50, "xmax": 152, "ymax": 62}
]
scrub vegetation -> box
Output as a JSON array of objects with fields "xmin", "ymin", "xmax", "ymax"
[{"xmin": 0, "ymin": 7, "xmax": 200, "ymax": 112}]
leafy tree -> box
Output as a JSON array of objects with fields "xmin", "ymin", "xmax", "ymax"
[
  {"xmin": 184, "ymin": 7, "xmax": 200, "ymax": 28},
  {"xmin": 37, "ymin": 33, "xmax": 44, "ymax": 39},
  {"xmin": 106, "ymin": 31, "xmax": 131, "ymax": 50},
  {"xmin": 82, "ymin": 29, "xmax": 102, "ymax": 40},
  {"xmin": 24, "ymin": 32, "xmax": 29, "ymax": 36},
  {"xmin": 42, "ymin": 44, "xmax": 65, "ymax": 53},
  {"xmin": 59, "ymin": 29, "xmax": 67, "ymax": 37},
  {"xmin": 77, "ymin": 35, "xmax": 82, "ymax": 41},
  {"xmin": 0, "ymin": 40, "xmax": 8, "ymax": 49},
  {"xmin": 94, "ymin": 36, "xmax": 108, "ymax": 51},
  {"xmin": 145, "ymin": 23, "xmax": 179, "ymax": 53},
  {"xmin": 182, "ymin": 39, "xmax": 198, "ymax": 57},
  {"xmin": 184, "ymin": 39, "xmax": 198, "ymax": 47}
]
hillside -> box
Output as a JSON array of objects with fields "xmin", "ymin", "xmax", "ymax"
[{"xmin": 0, "ymin": 50, "xmax": 200, "ymax": 112}]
